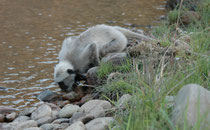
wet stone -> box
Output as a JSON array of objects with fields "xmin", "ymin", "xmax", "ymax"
[
  {"xmin": 0, "ymin": 106, "xmax": 16, "ymax": 114},
  {"xmin": 6, "ymin": 112, "xmax": 17, "ymax": 122},
  {"xmin": 38, "ymin": 90, "xmax": 59, "ymax": 102}
]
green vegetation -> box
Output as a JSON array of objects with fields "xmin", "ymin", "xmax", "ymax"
[
  {"xmin": 97, "ymin": 58, "xmax": 132, "ymax": 79},
  {"xmin": 95, "ymin": 0, "xmax": 210, "ymax": 129}
]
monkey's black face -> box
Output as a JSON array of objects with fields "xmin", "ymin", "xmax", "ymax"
[
  {"xmin": 57, "ymin": 74, "xmax": 76, "ymax": 92},
  {"xmin": 57, "ymin": 70, "xmax": 87, "ymax": 92}
]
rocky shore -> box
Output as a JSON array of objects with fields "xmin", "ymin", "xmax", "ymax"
[
  {"xmin": 1, "ymin": 83, "xmax": 209, "ymax": 130},
  {"xmin": 1, "ymin": 27, "xmax": 210, "ymax": 129}
]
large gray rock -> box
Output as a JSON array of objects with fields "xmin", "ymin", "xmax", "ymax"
[
  {"xmin": 38, "ymin": 90, "xmax": 59, "ymax": 102},
  {"xmin": 80, "ymin": 100, "xmax": 112, "ymax": 118},
  {"xmin": 69, "ymin": 112, "xmax": 95, "ymax": 125},
  {"xmin": 85, "ymin": 117, "xmax": 114, "ymax": 130},
  {"xmin": 13, "ymin": 116, "xmax": 30, "ymax": 123},
  {"xmin": 65, "ymin": 121, "xmax": 86, "ymax": 130},
  {"xmin": 31, "ymin": 104, "xmax": 52, "ymax": 120},
  {"xmin": 19, "ymin": 107, "xmax": 36, "ymax": 117},
  {"xmin": 59, "ymin": 104, "xmax": 80, "ymax": 118},
  {"xmin": 171, "ymin": 84, "xmax": 210, "ymax": 129}
]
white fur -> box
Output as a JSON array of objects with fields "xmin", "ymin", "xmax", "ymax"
[
  {"xmin": 54, "ymin": 61, "xmax": 74, "ymax": 82},
  {"xmin": 54, "ymin": 24, "xmax": 154, "ymax": 88}
]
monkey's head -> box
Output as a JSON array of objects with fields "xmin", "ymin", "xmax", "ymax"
[{"xmin": 54, "ymin": 61, "xmax": 85, "ymax": 92}]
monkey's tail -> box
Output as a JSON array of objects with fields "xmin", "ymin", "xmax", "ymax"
[{"xmin": 114, "ymin": 26, "xmax": 156, "ymax": 41}]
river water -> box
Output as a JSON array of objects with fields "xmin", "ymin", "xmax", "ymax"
[{"xmin": 0, "ymin": 0, "xmax": 166, "ymax": 109}]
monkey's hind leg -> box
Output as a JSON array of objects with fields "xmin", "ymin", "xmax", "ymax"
[{"xmin": 100, "ymin": 37, "xmax": 127, "ymax": 57}]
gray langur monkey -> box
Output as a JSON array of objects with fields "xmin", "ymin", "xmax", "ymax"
[{"xmin": 54, "ymin": 24, "xmax": 155, "ymax": 92}]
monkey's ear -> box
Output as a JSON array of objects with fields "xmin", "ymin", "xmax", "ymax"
[{"xmin": 67, "ymin": 69, "xmax": 75, "ymax": 74}]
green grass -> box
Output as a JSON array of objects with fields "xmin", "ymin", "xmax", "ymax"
[
  {"xmin": 97, "ymin": 58, "xmax": 133, "ymax": 78},
  {"xmin": 95, "ymin": 0, "xmax": 210, "ymax": 129}
]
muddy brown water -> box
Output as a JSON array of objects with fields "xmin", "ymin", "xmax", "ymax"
[{"xmin": 0, "ymin": 0, "xmax": 166, "ymax": 109}]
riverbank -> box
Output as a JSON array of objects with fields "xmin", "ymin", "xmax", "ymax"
[
  {"xmin": 0, "ymin": 0, "xmax": 209, "ymax": 129},
  {"xmin": 111, "ymin": 0, "xmax": 210, "ymax": 129}
]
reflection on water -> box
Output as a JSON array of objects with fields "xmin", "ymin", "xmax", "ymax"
[{"xmin": 0, "ymin": 0, "xmax": 165, "ymax": 109}]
